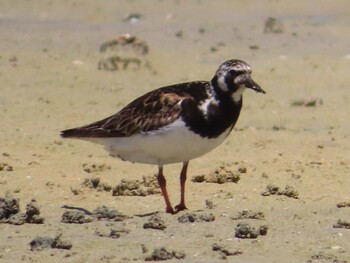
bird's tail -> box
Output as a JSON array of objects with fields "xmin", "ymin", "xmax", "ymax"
[{"xmin": 60, "ymin": 128, "xmax": 95, "ymax": 138}]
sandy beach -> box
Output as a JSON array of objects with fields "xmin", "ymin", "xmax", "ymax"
[{"xmin": 1, "ymin": 1, "xmax": 350, "ymax": 262}]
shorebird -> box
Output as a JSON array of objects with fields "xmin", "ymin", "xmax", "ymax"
[{"xmin": 60, "ymin": 59, "xmax": 265, "ymax": 214}]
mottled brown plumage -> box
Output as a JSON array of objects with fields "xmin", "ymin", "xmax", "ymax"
[{"xmin": 61, "ymin": 85, "xmax": 196, "ymax": 138}]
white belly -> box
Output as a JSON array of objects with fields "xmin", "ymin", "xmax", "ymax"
[{"xmin": 84, "ymin": 119, "xmax": 231, "ymax": 165}]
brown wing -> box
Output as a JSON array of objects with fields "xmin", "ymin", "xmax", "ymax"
[{"xmin": 60, "ymin": 89, "xmax": 192, "ymax": 138}]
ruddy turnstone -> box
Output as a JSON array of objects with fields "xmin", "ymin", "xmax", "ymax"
[{"xmin": 60, "ymin": 59, "xmax": 265, "ymax": 214}]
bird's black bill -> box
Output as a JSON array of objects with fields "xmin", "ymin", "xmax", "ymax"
[
  {"xmin": 250, "ymin": 82, "xmax": 266, "ymax": 94},
  {"xmin": 245, "ymin": 76, "xmax": 266, "ymax": 94}
]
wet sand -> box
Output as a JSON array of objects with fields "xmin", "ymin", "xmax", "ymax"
[{"xmin": 1, "ymin": 0, "xmax": 350, "ymax": 262}]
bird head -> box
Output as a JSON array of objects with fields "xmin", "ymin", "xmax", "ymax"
[{"xmin": 211, "ymin": 59, "xmax": 265, "ymax": 102}]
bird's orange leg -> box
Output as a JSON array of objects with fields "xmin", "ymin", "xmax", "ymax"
[
  {"xmin": 157, "ymin": 165, "xmax": 175, "ymax": 214},
  {"xmin": 175, "ymin": 161, "xmax": 189, "ymax": 212}
]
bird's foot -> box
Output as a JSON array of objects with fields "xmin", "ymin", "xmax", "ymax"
[
  {"xmin": 174, "ymin": 203, "xmax": 187, "ymax": 213},
  {"xmin": 165, "ymin": 206, "xmax": 176, "ymax": 215}
]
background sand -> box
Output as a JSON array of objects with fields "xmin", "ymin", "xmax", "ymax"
[{"xmin": 1, "ymin": 0, "xmax": 350, "ymax": 262}]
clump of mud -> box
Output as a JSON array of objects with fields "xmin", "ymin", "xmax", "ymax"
[
  {"xmin": 212, "ymin": 243, "xmax": 242, "ymax": 259},
  {"xmin": 93, "ymin": 206, "xmax": 128, "ymax": 221},
  {"xmin": 145, "ymin": 247, "xmax": 185, "ymax": 261},
  {"xmin": 234, "ymin": 222, "xmax": 268, "ymax": 239},
  {"xmin": 261, "ymin": 184, "xmax": 299, "ymax": 199},
  {"xmin": 112, "ymin": 175, "xmax": 160, "ymax": 196},
  {"xmin": 143, "ymin": 214, "xmax": 166, "ymax": 230},
  {"xmin": 96, "ymin": 228, "xmax": 130, "ymax": 239},
  {"xmin": 191, "ymin": 163, "xmax": 243, "ymax": 184},
  {"xmin": 205, "ymin": 199, "xmax": 215, "ymax": 209},
  {"xmin": 333, "ymin": 219, "xmax": 350, "ymax": 229},
  {"xmin": 0, "ymin": 197, "xmax": 44, "ymax": 225},
  {"xmin": 306, "ymin": 252, "xmax": 347, "ymax": 263},
  {"xmin": 264, "ymin": 17, "xmax": 284, "ymax": 34},
  {"xmin": 30, "ymin": 234, "xmax": 72, "ymax": 251},
  {"xmin": 24, "ymin": 199, "xmax": 45, "ymax": 224},
  {"xmin": 61, "ymin": 210, "xmax": 94, "ymax": 224},
  {"xmin": 100, "ymin": 34, "xmax": 148, "ymax": 55},
  {"xmin": 178, "ymin": 212, "xmax": 215, "ymax": 223},
  {"xmin": 336, "ymin": 202, "xmax": 350, "ymax": 208},
  {"xmin": 98, "ymin": 34, "xmax": 154, "ymax": 73},
  {"xmin": 81, "ymin": 177, "xmax": 112, "ymax": 192},
  {"xmin": 0, "ymin": 162, "xmax": 13, "ymax": 171},
  {"xmin": 232, "ymin": 210, "xmax": 265, "ymax": 220},
  {"xmin": 82, "ymin": 163, "xmax": 111, "ymax": 173},
  {"xmin": 61, "ymin": 206, "xmax": 127, "ymax": 224},
  {"xmin": 290, "ymin": 98, "xmax": 323, "ymax": 107},
  {"xmin": 0, "ymin": 196, "xmax": 20, "ymax": 220}
]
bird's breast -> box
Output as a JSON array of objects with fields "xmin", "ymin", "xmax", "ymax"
[{"xmin": 87, "ymin": 118, "xmax": 232, "ymax": 165}]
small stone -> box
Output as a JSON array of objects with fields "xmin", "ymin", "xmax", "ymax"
[
  {"xmin": 290, "ymin": 98, "xmax": 322, "ymax": 107},
  {"xmin": 145, "ymin": 247, "xmax": 185, "ymax": 261},
  {"xmin": 281, "ymin": 185, "xmax": 299, "ymax": 199},
  {"xmin": 82, "ymin": 177, "xmax": 112, "ymax": 192},
  {"xmin": 7, "ymin": 212, "xmax": 27, "ymax": 225},
  {"xmin": 123, "ymin": 13, "xmax": 142, "ymax": 24},
  {"xmin": 25, "ymin": 199, "xmax": 44, "ymax": 224},
  {"xmin": 96, "ymin": 228, "xmax": 129, "ymax": 239},
  {"xmin": 108, "ymin": 229, "xmax": 121, "ymax": 239},
  {"xmin": 0, "ymin": 196, "xmax": 20, "ymax": 221},
  {"xmin": 70, "ymin": 188, "xmax": 81, "ymax": 195},
  {"xmin": 205, "ymin": 199, "xmax": 214, "ymax": 209},
  {"xmin": 178, "ymin": 213, "xmax": 197, "ymax": 223},
  {"xmin": 192, "ymin": 164, "xmax": 240, "ymax": 184},
  {"xmin": 198, "ymin": 28, "xmax": 206, "ymax": 34},
  {"xmin": 261, "ymin": 172, "xmax": 269, "ymax": 179},
  {"xmin": 249, "ymin": 45, "xmax": 259, "ymax": 50},
  {"xmin": 264, "ymin": 17, "xmax": 284, "ymax": 34},
  {"xmin": 259, "ymin": 225, "xmax": 268, "ymax": 236},
  {"xmin": 90, "ymin": 177, "xmax": 100, "ymax": 188},
  {"xmin": 261, "ymin": 184, "xmax": 299, "ymax": 199},
  {"xmin": 261, "ymin": 184, "xmax": 279, "ymax": 196},
  {"xmin": 291, "ymin": 173, "xmax": 301, "ymax": 180},
  {"xmin": 212, "ymin": 243, "xmax": 242, "ymax": 257},
  {"xmin": 336, "ymin": 202, "xmax": 350, "ymax": 208},
  {"xmin": 30, "ymin": 236, "xmax": 54, "ymax": 251},
  {"xmin": 82, "ymin": 163, "xmax": 110, "ymax": 173},
  {"xmin": 53, "ymin": 235, "xmax": 72, "ymax": 250},
  {"xmin": 178, "ymin": 212, "xmax": 215, "ymax": 223},
  {"xmin": 0, "ymin": 162, "xmax": 13, "ymax": 171},
  {"xmin": 175, "ymin": 31, "xmax": 183, "ymax": 38},
  {"xmin": 112, "ymin": 175, "xmax": 160, "ymax": 196},
  {"xmin": 191, "ymin": 175, "xmax": 205, "ymax": 183},
  {"xmin": 93, "ymin": 206, "xmax": 127, "ymax": 221},
  {"xmin": 143, "ymin": 214, "xmax": 166, "ymax": 230},
  {"xmin": 238, "ymin": 167, "xmax": 247, "ymax": 173},
  {"xmin": 30, "ymin": 234, "xmax": 72, "ymax": 250},
  {"xmin": 333, "ymin": 219, "xmax": 350, "ymax": 229},
  {"xmin": 235, "ymin": 223, "xmax": 260, "ymax": 239},
  {"xmin": 61, "ymin": 210, "xmax": 94, "ymax": 224},
  {"xmin": 290, "ymin": 99, "xmax": 306, "ymax": 106},
  {"xmin": 305, "ymin": 99, "xmax": 318, "ymax": 107},
  {"xmin": 232, "ymin": 210, "xmax": 265, "ymax": 220},
  {"xmin": 141, "ymin": 244, "xmax": 148, "ymax": 254},
  {"xmin": 307, "ymin": 252, "xmax": 345, "ymax": 263}
]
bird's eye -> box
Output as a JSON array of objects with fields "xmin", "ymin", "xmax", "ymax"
[{"xmin": 229, "ymin": 70, "xmax": 243, "ymax": 78}]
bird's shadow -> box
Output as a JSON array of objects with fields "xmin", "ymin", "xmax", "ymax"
[
  {"xmin": 135, "ymin": 209, "xmax": 204, "ymax": 217},
  {"xmin": 134, "ymin": 211, "xmax": 160, "ymax": 217},
  {"xmin": 61, "ymin": 206, "xmax": 195, "ymax": 217},
  {"xmin": 61, "ymin": 205, "xmax": 160, "ymax": 218},
  {"xmin": 61, "ymin": 205, "xmax": 93, "ymax": 215}
]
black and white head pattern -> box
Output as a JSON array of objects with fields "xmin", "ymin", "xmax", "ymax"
[{"xmin": 211, "ymin": 59, "xmax": 264, "ymax": 102}]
